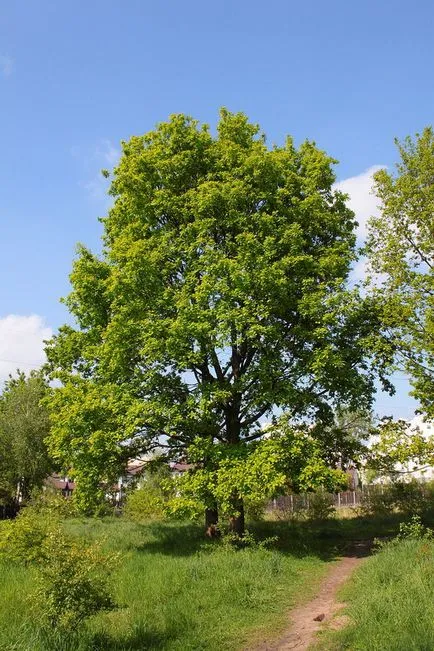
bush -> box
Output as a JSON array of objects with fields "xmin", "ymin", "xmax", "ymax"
[
  {"xmin": 220, "ymin": 529, "xmax": 279, "ymax": 551},
  {"xmin": 124, "ymin": 466, "xmax": 175, "ymax": 521},
  {"xmin": 0, "ymin": 506, "xmax": 54, "ymax": 564},
  {"xmin": 124, "ymin": 484, "xmax": 166, "ymax": 521},
  {"xmin": 397, "ymin": 515, "xmax": 433, "ymax": 541},
  {"xmin": 30, "ymin": 488, "xmax": 79, "ymax": 518},
  {"xmin": 305, "ymin": 491, "xmax": 336, "ymax": 521},
  {"xmin": 359, "ymin": 485, "xmax": 393, "ymax": 517},
  {"xmin": 391, "ymin": 481, "xmax": 431, "ymax": 516},
  {"xmin": 0, "ymin": 503, "xmax": 118, "ymax": 633},
  {"xmin": 245, "ymin": 497, "xmax": 268, "ymax": 522},
  {"xmin": 360, "ymin": 481, "xmax": 432, "ymax": 518},
  {"xmin": 35, "ymin": 528, "xmax": 118, "ymax": 631}
]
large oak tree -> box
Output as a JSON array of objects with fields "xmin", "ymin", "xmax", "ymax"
[{"xmin": 46, "ymin": 110, "xmax": 379, "ymax": 528}]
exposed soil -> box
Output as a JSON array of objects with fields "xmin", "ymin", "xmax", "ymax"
[{"xmin": 251, "ymin": 541, "xmax": 371, "ymax": 651}]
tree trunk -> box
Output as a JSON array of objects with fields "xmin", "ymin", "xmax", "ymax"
[
  {"xmin": 205, "ymin": 504, "xmax": 219, "ymax": 537},
  {"xmin": 228, "ymin": 492, "xmax": 245, "ymax": 537}
]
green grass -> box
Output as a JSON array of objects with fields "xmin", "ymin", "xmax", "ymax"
[
  {"xmin": 316, "ymin": 538, "xmax": 434, "ymax": 651},
  {"xmin": 1, "ymin": 513, "xmax": 430, "ymax": 650},
  {"xmin": 0, "ymin": 518, "xmax": 334, "ymax": 651}
]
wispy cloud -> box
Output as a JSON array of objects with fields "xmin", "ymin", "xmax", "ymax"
[
  {"xmin": 0, "ymin": 55, "xmax": 14, "ymax": 78},
  {"xmin": 72, "ymin": 138, "xmax": 120, "ymax": 205},
  {"xmin": 96, "ymin": 139, "xmax": 120, "ymax": 166},
  {"xmin": 0, "ymin": 315, "xmax": 52, "ymax": 384}
]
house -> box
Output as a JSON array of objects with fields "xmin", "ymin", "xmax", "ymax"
[{"xmin": 45, "ymin": 474, "xmax": 76, "ymax": 497}]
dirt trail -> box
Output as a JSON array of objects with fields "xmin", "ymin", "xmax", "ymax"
[{"xmin": 252, "ymin": 541, "xmax": 371, "ymax": 651}]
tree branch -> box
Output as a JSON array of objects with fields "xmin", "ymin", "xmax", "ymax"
[{"xmin": 241, "ymin": 403, "xmax": 271, "ymax": 428}]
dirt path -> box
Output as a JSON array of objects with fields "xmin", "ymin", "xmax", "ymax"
[{"xmin": 252, "ymin": 542, "xmax": 371, "ymax": 651}]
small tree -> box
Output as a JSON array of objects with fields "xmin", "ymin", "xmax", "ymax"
[
  {"xmin": 367, "ymin": 417, "xmax": 434, "ymax": 476},
  {"xmin": 46, "ymin": 110, "xmax": 380, "ymax": 533},
  {"xmin": 0, "ymin": 371, "xmax": 52, "ymax": 511}
]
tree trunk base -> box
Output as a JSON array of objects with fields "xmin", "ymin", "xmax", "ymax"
[{"xmin": 205, "ymin": 506, "xmax": 219, "ymax": 538}]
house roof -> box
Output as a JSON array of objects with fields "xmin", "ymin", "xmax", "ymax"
[
  {"xmin": 45, "ymin": 475, "xmax": 76, "ymax": 491},
  {"xmin": 170, "ymin": 462, "xmax": 194, "ymax": 472}
]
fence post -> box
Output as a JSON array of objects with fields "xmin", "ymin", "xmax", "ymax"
[
  {"xmin": 290, "ymin": 494, "xmax": 293, "ymax": 513},
  {"xmin": 337, "ymin": 492, "xmax": 341, "ymax": 508}
]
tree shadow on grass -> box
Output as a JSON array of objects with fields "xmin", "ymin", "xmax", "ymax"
[
  {"xmin": 133, "ymin": 520, "xmax": 339, "ymax": 562},
  {"xmin": 134, "ymin": 521, "xmax": 215, "ymax": 557},
  {"xmin": 131, "ymin": 512, "xmax": 413, "ymax": 562},
  {"xmin": 250, "ymin": 512, "xmax": 412, "ymax": 559},
  {"xmin": 89, "ymin": 625, "xmax": 180, "ymax": 651}
]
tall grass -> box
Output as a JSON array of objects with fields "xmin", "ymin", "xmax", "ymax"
[
  {"xmin": 317, "ymin": 538, "xmax": 434, "ymax": 650},
  {"xmin": 0, "ymin": 519, "xmax": 330, "ymax": 650}
]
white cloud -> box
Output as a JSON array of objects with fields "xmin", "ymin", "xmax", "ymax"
[
  {"xmin": 0, "ymin": 315, "xmax": 52, "ymax": 383},
  {"xmin": 0, "ymin": 55, "xmax": 14, "ymax": 78},
  {"xmin": 334, "ymin": 165, "xmax": 385, "ymax": 241}
]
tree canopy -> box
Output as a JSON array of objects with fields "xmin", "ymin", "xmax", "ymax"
[
  {"xmin": 366, "ymin": 127, "xmax": 434, "ymax": 418},
  {"xmin": 46, "ymin": 110, "xmax": 380, "ymax": 526},
  {"xmin": 0, "ymin": 372, "xmax": 52, "ymax": 511}
]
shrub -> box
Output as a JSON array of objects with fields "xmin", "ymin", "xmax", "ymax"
[
  {"xmin": 305, "ymin": 491, "xmax": 336, "ymax": 521},
  {"xmin": 391, "ymin": 481, "xmax": 430, "ymax": 516},
  {"xmin": 397, "ymin": 515, "xmax": 433, "ymax": 541},
  {"xmin": 35, "ymin": 527, "xmax": 118, "ymax": 631},
  {"xmin": 245, "ymin": 497, "xmax": 268, "ymax": 522},
  {"xmin": 0, "ymin": 503, "xmax": 118, "ymax": 633},
  {"xmin": 360, "ymin": 481, "xmax": 432, "ymax": 518},
  {"xmin": 30, "ymin": 488, "xmax": 79, "ymax": 518},
  {"xmin": 124, "ymin": 484, "xmax": 166, "ymax": 521},
  {"xmin": 125, "ymin": 466, "xmax": 175, "ymax": 521},
  {"xmin": 0, "ymin": 506, "xmax": 54, "ymax": 564},
  {"xmin": 359, "ymin": 485, "xmax": 394, "ymax": 517},
  {"xmin": 220, "ymin": 529, "xmax": 279, "ymax": 551}
]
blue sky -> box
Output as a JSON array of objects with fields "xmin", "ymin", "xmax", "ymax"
[{"xmin": 1, "ymin": 0, "xmax": 432, "ymax": 418}]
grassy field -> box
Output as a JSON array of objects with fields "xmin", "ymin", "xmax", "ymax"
[
  {"xmin": 0, "ymin": 513, "xmax": 429, "ymax": 651},
  {"xmin": 0, "ymin": 518, "xmax": 337, "ymax": 651},
  {"xmin": 315, "ymin": 537, "xmax": 434, "ymax": 651}
]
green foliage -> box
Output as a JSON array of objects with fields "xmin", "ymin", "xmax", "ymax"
[
  {"xmin": 220, "ymin": 529, "xmax": 279, "ymax": 551},
  {"xmin": 166, "ymin": 418, "xmax": 348, "ymax": 520},
  {"xmin": 35, "ymin": 529, "xmax": 118, "ymax": 631},
  {"xmin": 244, "ymin": 496, "xmax": 268, "ymax": 522},
  {"xmin": 367, "ymin": 417, "xmax": 434, "ymax": 474},
  {"xmin": 125, "ymin": 466, "xmax": 174, "ymax": 521},
  {"xmin": 359, "ymin": 486, "xmax": 392, "ymax": 518},
  {"xmin": 359, "ymin": 481, "xmax": 433, "ymax": 518},
  {"xmin": 366, "ymin": 127, "xmax": 434, "ymax": 417},
  {"xmin": 305, "ymin": 491, "xmax": 336, "ymax": 521},
  {"xmin": 29, "ymin": 488, "xmax": 79, "ymax": 518},
  {"xmin": 0, "ymin": 504, "xmax": 118, "ymax": 634},
  {"xmin": 0, "ymin": 371, "xmax": 52, "ymax": 507},
  {"xmin": 124, "ymin": 484, "xmax": 166, "ymax": 520},
  {"xmin": 45, "ymin": 381, "xmax": 139, "ymax": 514},
  {"xmin": 0, "ymin": 506, "xmax": 53, "ymax": 564},
  {"xmin": 46, "ymin": 109, "xmax": 380, "ymax": 519},
  {"xmin": 397, "ymin": 514, "xmax": 433, "ymax": 541}
]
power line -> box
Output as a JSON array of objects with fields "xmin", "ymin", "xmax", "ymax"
[{"xmin": 0, "ymin": 359, "xmax": 43, "ymax": 367}]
